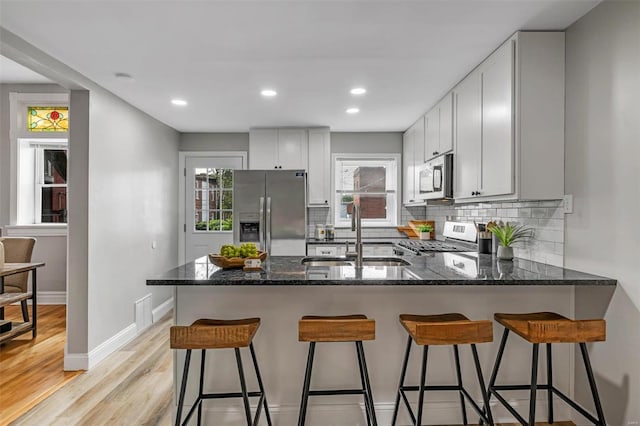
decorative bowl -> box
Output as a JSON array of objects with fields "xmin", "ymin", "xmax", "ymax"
[{"xmin": 208, "ymin": 251, "xmax": 267, "ymax": 269}]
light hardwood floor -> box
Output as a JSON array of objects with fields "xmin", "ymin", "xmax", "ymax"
[
  {"xmin": 0, "ymin": 305, "xmax": 82, "ymax": 425},
  {"xmin": 13, "ymin": 310, "xmax": 173, "ymax": 425}
]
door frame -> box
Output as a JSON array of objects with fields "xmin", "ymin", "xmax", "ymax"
[{"xmin": 178, "ymin": 151, "xmax": 247, "ymax": 264}]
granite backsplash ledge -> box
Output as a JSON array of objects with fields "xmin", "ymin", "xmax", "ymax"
[{"xmin": 427, "ymin": 200, "xmax": 565, "ymax": 267}]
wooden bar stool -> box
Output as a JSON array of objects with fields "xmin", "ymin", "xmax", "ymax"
[
  {"xmin": 297, "ymin": 314, "xmax": 377, "ymax": 426},
  {"xmin": 391, "ymin": 313, "xmax": 494, "ymax": 426},
  {"xmin": 483, "ymin": 312, "xmax": 606, "ymax": 425},
  {"xmin": 170, "ymin": 318, "xmax": 272, "ymax": 426}
]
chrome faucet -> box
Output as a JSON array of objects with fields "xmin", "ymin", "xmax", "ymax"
[{"xmin": 350, "ymin": 202, "xmax": 363, "ymax": 268}]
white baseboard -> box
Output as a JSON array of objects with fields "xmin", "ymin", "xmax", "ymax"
[
  {"xmin": 152, "ymin": 297, "xmax": 173, "ymax": 322},
  {"xmin": 192, "ymin": 397, "xmax": 571, "ymax": 425},
  {"xmin": 38, "ymin": 291, "xmax": 66, "ymax": 304},
  {"xmin": 87, "ymin": 323, "xmax": 137, "ymax": 369},
  {"xmin": 63, "ymin": 351, "xmax": 88, "ymax": 371}
]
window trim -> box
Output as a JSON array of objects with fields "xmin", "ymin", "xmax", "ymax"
[
  {"xmin": 332, "ymin": 153, "xmax": 401, "ymax": 228},
  {"xmin": 9, "ymin": 92, "xmax": 69, "ymax": 225}
]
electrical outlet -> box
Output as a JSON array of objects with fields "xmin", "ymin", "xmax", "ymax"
[
  {"xmin": 563, "ymin": 194, "xmax": 574, "ymax": 214},
  {"xmin": 151, "ymin": 240, "xmax": 157, "ymax": 249}
]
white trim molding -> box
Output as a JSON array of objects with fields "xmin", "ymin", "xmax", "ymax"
[
  {"xmin": 152, "ymin": 297, "xmax": 173, "ymax": 323},
  {"xmin": 3, "ymin": 224, "xmax": 68, "ymax": 237}
]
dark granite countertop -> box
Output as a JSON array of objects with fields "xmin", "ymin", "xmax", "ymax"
[{"xmin": 147, "ymin": 253, "xmax": 616, "ymax": 286}]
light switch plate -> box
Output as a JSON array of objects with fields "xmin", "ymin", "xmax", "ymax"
[{"xmin": 563, "ymin": 194, "xmax": 574, "ymax": 214}]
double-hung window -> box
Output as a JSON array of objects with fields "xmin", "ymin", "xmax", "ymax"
[{"xmin": 333, "ymin": 154, "xmax": 400, "ymax": 227}]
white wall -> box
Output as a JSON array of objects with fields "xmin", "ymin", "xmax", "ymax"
[
  {"xmin": 564, "ymin": 1, "xmax": 640, "ymax": 424},
  {"xmin": 86, "ymin": 88, "xmax": 179, "ymax": 350},
  {"xmin": 179, "ymin": 132, "xmax": 249, "ymax": 152}
]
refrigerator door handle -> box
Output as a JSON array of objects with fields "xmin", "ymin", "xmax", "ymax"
[
  {"xmin": 259, "ymin": 197, "xmax": 265, "ymax": 251},
  {"xmin": 266, "ymin": 197, "xmax": 272, "ymax": 254}
]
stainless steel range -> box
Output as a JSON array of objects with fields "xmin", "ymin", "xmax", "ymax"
[{"xmin": 396, "ymin": 221, "xmax": 478, "ymax": 254}]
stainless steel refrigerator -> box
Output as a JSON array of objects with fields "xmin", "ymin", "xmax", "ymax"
[{"xmin": 233, "ymin": 170, "xmax": 307, "ymax": 256}]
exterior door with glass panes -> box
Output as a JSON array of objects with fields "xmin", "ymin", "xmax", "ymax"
[{"xmin": 185, "ymin": 156, "xmax": 244, "ymax": 263}]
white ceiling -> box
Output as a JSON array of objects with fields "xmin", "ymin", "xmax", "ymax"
[
  {"xmin": 0, "ymin": 0, "xmax": 599, "ymax": 132},
  {"xmin": 0, "ymin": 55, "xmax": 53, "ymax": 84}
]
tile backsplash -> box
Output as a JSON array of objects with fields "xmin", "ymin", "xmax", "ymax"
[
  {"xmin": 307, "ymin": 206, "xmax": 426, "ymax": 239},
  {"xmin": 426, "ymin": 200, "xmax": 565, "ymax": 267}
]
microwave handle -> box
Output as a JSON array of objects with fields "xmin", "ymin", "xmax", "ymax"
[{"xmin": 433, "ymin": 166, "xmax": 443, "ymax": 191}]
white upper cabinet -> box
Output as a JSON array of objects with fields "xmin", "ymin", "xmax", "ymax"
[
  {"xmin": 249, "ymin": 129, "xmax": 279, "ymax": 169},
  {"xmin": 453, "ymin": 31, "xmax": 565, "ymax": 202},
  {"xmin": 479, "ymin": 40, "xmax": 514, "ymax": 198},
  {"xmin": 307, "ymin": 128, "xmax": 331, "ymax": 206},
  {"xmin": 402, "ymin": 117, "xmax": 425, "ymax": 205},
  {"xmin": 454, "ymin": 70, "xmax": 482, "ymax": 199},
  {"xmin": 424, "ymin": 93, "xmax": 454, "ymax": 161},
  {"xmin": 249, "ymin": 128, "xmax": 309, "ymax": 170}
]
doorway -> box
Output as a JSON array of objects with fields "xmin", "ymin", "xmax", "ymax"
[{"xmin": 179, "ymin": 152, "xmax": 247, "ymax": 264}]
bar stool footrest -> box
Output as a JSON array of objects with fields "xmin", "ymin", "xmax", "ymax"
[
  {"xmin": 490, "ymin": 385, "xmax": 600, "ymax": 425},
  {"xmin": 201, "ymin": 391, "xmax": 264, "ymax": 399},
  {"xmin": 308, "ymin": 388, "xmax": 366, "ymax": 396},
  {"xmin": 400, "ymin": 383, "xmax": 492, "ymax": 424}
]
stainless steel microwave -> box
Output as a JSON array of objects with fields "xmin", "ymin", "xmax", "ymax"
[{"xmin": 418, "ymin": 153, "xmax": 453, "ymax": 202}]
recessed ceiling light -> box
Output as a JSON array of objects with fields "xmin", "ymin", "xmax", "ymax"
[
  {"xmin": 171, "ymin": 99, "xmax": 188, "ymax": 106},
  {"xmin": 114, "ymin": 72, "xmax": 134, "ymax": 81},
  {"xmin": 261, "ymin": 89, "xmax": 277, "ymax": 97},
  {"xmin": 346, "ymin": 107, "xmax": 360, "ymax": 114},
  {"xmin": 350, "ymin": 87, "xmax": 367, "ymax": 95}
]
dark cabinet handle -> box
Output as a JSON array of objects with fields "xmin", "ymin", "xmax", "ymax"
[
  {"xmin": 279, "ymin": 166, "xmax": 282, "ymax": 169},
  {"xmin": 433, "ymin": 151, "xmax": 438, "ymax": 156},
  {"xmin": 472, "ymin": 191, "xmax": 477, "ymax": 196},
  {"xmin": 324, "ymin": 200, "xmax": 328, "ymax": 204},
  {"xmin": 274, "ymin": 166, "xmax": 277, "ymax": 169}
]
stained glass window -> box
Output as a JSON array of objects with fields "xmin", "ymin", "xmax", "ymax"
[{"xmin": 27, "ymin": 106, "xmax": 69, "ymax": 132}]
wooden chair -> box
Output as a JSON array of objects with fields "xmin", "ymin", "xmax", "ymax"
[
  {"xmin": 483, "ymin": 312, "xmax": 607, "ymax": 425},
  {"xmin": 0, "ymin": 237, "xmax": 36, "ymax": 323}
]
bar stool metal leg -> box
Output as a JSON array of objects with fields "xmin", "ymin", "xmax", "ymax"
[
  {"xmin": 471, "ymin": 344, "xmax": 494, "ymax": 426},
  {"xmin": 356, "ymin": 343, "xmax": 372, "ymax": 426},
  {"xmin": 298, "ymin": 342, "xmax": 316, "ymax": 426},
  {"xmin": 580, "ymin": 343, "xmax": 607, "ymax": 426},
  {"xmin": 453, "ymin": 345, "xmax": 469, "ymax": 425},
  {"xmin": 415, "ymin": 345, "xmax": 429, "ymax": 426},
  {"xmin": 481, "ymin": 328, "xmax": 509, "ymax": 425},
  {"xmin": 197, "ymin": 349, "xmax": 206, "ymax": 425},
  {"xmin": 356, "ymin": 341, "xmax": 377, "ymax": 426},
  {"xmin": 529, "ymin": 343, "xmax": 540, "ymax": 425},
  {"xmin": 391, "ymin": 335, "xmax": 412, "ymax": 426},
  {"xmin": 176, "ymin": 349, "xmax": 192, "ymax": 426},
  {"xmin": 249, "ymin": 343, "xmax": 273, "ymax": 426},
  {"xmin": 235, "ymin": 348, "xmax": 253, "ymax": 426},
  {"xmin": 547, "ymin": 343, "xmax": 554, "ymax": 424}
]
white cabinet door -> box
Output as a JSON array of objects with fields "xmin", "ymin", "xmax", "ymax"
[
  {"xmin": 412, "ymin": 117, "xmax": 425, "ymax": 188},
  {"xmin": 402, "ymin": 128, "xmax": 415, "ymax": 204},
  {"xmin": 425, "ymin": 107, "xmax": 439, "ymax": 160},
  {"xmin": 454, "ymin": 70, "xmax": 481, "ymax": 199},
  {"xmin": 249, "ymin": 129, "xmax": 278, "ymax": 169},
  {"xmin": 439, "ymin": 92, "xmax": 454, "ymax": 154},
  {"xmin": 307, "ymin": 128, "xmax": 331, "ymax": 206},
  {"xmin": 278, "ymin": 129, "xmax": 308, "ymax": 170},
  {"xmin": 480, "ymin": 41, "xmax": 514, "ymax": 197}
]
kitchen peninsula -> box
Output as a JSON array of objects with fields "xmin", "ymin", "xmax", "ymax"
[{"xmin": 148, "ymin": 254, "xmax": 615, "ymax": 425}]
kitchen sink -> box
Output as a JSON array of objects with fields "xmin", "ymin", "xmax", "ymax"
[{"xmin": 301, "ymin": 257, "xmax": 411, "ymax": 267}]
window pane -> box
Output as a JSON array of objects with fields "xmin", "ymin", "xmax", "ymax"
[
  {"xmin": 339, "ymin": 194, "xmax": 354, "ymax": 220},
  {"xmin": 28, "ymin": 106, "xmax": 69, "ymax": 132},
  {"xmin": 195, "ymin": 211, "xmax": 207, "ymax": 230},
  {"xmin": 221, "ymin": 169, "xmax": 233, "ymax": 188},
  {"xmin": 207, "ymin": 169, "xmax": 219, "ymax": 189},
  {"xmin": 208, "ymin": 190, "xmax": 220, "ymax": 210},
  {"xmin": 43, "ymin": 150, "xmax": 67, "ymax": 184},
  {"xmin": 354, "ymin": 167, "xmax": 386, "ymax": 193},
  {"xmin": 221, "ymin": 211, "xmax": 233, "ymax": 231},
  {"xmin": 208, "ymin": 211, "xmax": 221, "ymax": 231},
  {"xmin": 356, "ymin": 194, "xmax": 388, "ymax": 219},
  {"xmin": 195, "ymin": 168, "xmax": 207, "ymax": 190},
  {"xmin": 41, "ymin": 187, "xmax": 67, "ymax": 223},
  {"xmin": 221, "ymin": 190, "xmax": 233, "ymax": 210}
]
